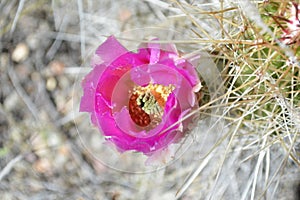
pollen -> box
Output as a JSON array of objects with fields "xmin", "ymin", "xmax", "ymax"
[{"xmin": 128, "ymin": 83, "xmax": 175, "ymax": 127}]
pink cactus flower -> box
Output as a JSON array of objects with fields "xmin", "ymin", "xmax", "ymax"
[{"xmin": 80, "ymin": 36, "xmax": 201, "ymax": 158}]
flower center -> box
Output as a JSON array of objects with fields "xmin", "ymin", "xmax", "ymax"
[{"xmin": 128, "ymin": 83, "xmax": 175, "ymax": 127}]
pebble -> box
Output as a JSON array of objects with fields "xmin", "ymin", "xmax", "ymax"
[
  {"xmin": 33, "ymin": 158, "xmax": 52, "ymax": 175},
  {"xmin": 11, "ymin": 43, "xmax": 29, "ymax": 63},
  {"xmin": 46, "ymin": 77, "xmax": 57, "ymax": 91},
  {"xmin": 4, "ymin": 92, "xmax": 19, "ymax": 111},
  {"xmin": 49, "ymin": 60, "xmax": 65, "ymax": 75},
  {"xmin": 47, "ymin": 133, "xmax": 61, "ymax": 147},
  {"xmin": 57, "ymin": 76, "xmax": 69, "ymax": 89},
  {"xmin": 26, "ymin": 34, "xmax": 39, "ymax": 50}
]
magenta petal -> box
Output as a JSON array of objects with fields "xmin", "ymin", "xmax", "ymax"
[
  {"xmin": 162, "ymin": 93, "xmax": 181, "ymax": 127},
  {"xmin": 149, "ymin": 67, "xmax": 179, "ymax": 86},
  {"xmin": 114, "ymin": 107, "xmax": 147, "ymax": 136},
  {"xmin": 175, "ymin": 60, "xmax": 200, "ymax": 88},
  {"xmin": 147, "ymin": 39, "xmax": 160, "ymax": 64},
  {"xmin": 95, "ymin": 36, "xmax": 128, "ymax": 65},
  {"xmin": 80, "ymin": 64, "xmax": 105, "ymax": 112},
  {"xmin": 130, "ymin": 65, "xmax": 151, "ymax": 86}
]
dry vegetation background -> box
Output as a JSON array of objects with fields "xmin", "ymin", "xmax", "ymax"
[{"xmin": 0, "ymin": 0, "xmax": 300, "ymax": 199}]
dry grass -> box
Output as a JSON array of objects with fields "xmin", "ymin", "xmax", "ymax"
[{"xmin": 0, "ymin": 0, "xmax": 299, "ymax": 199}]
